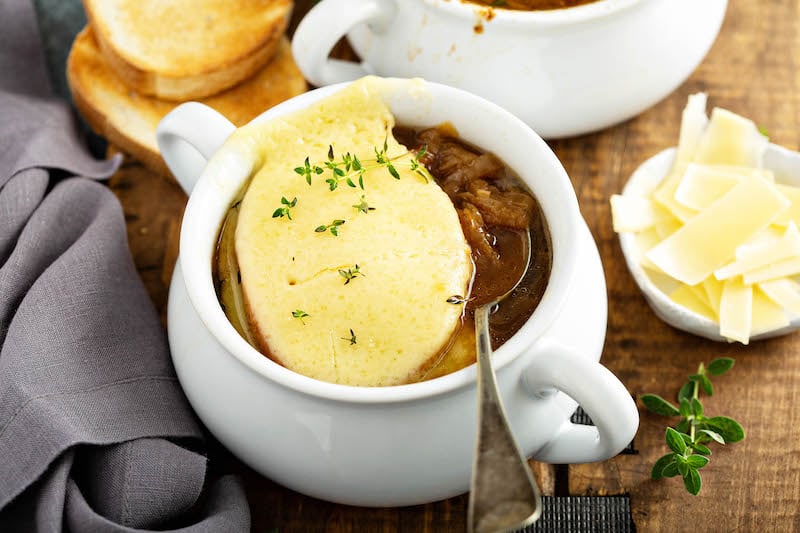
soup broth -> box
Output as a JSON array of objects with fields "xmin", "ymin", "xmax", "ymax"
[
  {"xmin": 213, "ymin": 125, "xmax": 552, "ymax": 383},
  {"xmin": 464, "ymin": 0, "xmax": 600, "ymax": 10}
]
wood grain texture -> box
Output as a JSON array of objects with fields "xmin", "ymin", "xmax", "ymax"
[
  {"xmin": 556, "ymin": 0, "xmax": 800, "ymax": 531},
  {"xmin": 112, "ymin": 0, "xmax": 800, "ymax": 530}
]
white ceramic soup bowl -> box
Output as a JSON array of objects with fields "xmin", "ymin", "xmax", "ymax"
[
  {"xmin": 156, "ymin": 78, "xmax": 638, "ymax": 506},
  {"xmin": 292, "ymin": 0, "xmax": 728, "ymax": 139}
]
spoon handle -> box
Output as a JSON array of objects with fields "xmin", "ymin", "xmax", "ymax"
[{"xmin": 468, "ymin": 305, "xmax": 542, "ymax": 533}]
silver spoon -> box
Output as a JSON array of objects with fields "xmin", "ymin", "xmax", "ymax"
[{"xmin": 467, "ymin": 231, "xmax": 542, "ymax": 533}]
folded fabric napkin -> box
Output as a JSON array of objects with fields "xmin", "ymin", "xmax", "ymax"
[{"xmin": 0, "ymin": 1, "xmax": 250, "ymax": 530}]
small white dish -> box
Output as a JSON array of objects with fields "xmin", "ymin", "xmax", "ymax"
[{"xmin": 618, "ymin": 143, "xmax": 800, "ymax": 342}]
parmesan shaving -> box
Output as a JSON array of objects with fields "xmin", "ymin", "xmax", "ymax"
[
  {"xmin": 669, "ymin": 285, "xmax": 716, "ymax": 321},
  {"xmin": 758, "ymin": 278, "xmax": 800, "ymax": 316},
  {"xmin": 751, "ymin": 287, "xmax": 790, "ymax": 335},
  {"xmin": 773, "ymin": 184, "xmax": 800, "ymax": 227},
  {"xmin": 742, "ymin": 256, "xmax": 800, "ymax": 285},
  {"xmin": 610, "ymin": 194, "xmax": 658, "ymax": 232},
  {"xmin": 719, "ymin": 279, "xmax": 752, "ymax": 345},
  {"xmin": 714, "ymin": 222, "xmax": 800, "ymax": 280}
]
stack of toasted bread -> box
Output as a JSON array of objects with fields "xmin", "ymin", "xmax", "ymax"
[{"xmin": 68, "ymin": 0, "xmax": 307, "ymax": 176}]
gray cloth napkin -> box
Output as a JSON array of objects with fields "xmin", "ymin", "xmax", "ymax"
[{"xmin": 0, "ymin": 1, "xmax": 250, "ymax": 531}]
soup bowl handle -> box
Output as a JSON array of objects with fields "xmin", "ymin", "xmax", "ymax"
[
  {"xmin": 292, "ymin": 0, "xmax": 396, "ymax": 87},
  {"xmin": 157, "ymin": 102, "xmax": 237, "ymax": 195},
  {"xmin": 523, "ymin": 339, "xmax": 639, "ymax": 463}
]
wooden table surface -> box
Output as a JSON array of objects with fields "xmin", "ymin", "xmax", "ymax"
[{"xmin": 110, "ymin": 1, "xmax": 800, "ymax": 530}]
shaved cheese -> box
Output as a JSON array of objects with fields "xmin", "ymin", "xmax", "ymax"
[
  {"xmin": 688, "ymin": 283, "xmax": 712, "ymax": 310},
  {"xmin": 613, "ymin": 93, "xmax": 799, "ymax": 344},
  {"xmin": 702, "ymin": 276, "xmax": 724, "ymax": 317},
  {"xmin": 669, "ymin": 285, "xmax": 716, "ymax": 321},
  {"xmin": 645, "ymin": 268, "xmax": 681, "ymax": 298},
  {"xmin": 634, "ymin": 228, "xmax": 662, "ymax": 272},
  {"xmin": 751, "ymin": 287, "xmax": 790, "ymax": 335},
  {"xmin": 772, "ymin": 184, "xmax": 800, "ymax": 227},
  {"xmin": 652, "ymin": 93, "xmax": 710, "ymax": 221},
  {"xmin": 654, "ymin": 215, "xmax": 682, "ymax": 240},
  {"xmin": 653, "ymin": 177, "xmax": 699, "ymax": 222},
  {"xmin": 694, "ymin": 108, "xmax": 768, "ymax": 166},
  {"xmin": 734, "ymin": 226, "xmax": 785, "ymax": 260},
  {"xmin": 758, "ymin": 278, "xmax": 800, "ymax": 316},
  {"xmin": 674, "ymin": 165, "xmax": 738, "ymax": 209},
  {"xmin": 610, "ymin": 194, "xmax": 658, "ymax": 232},
  {"xmin": 702, "ymin": 165, "xmax": 774, "ymax": 182},
  {"xmin": 673, "ymin": 165, "xmax": 775, "ymax": 211},
  {"xmin": 675, "ymin": 93, "xmax": 709, "ymax": 168},
  {"xmin": 715, "ymin": 222, "xmax": 800, "ymax": 280},
  {"xmin": 647, "ymin": 178, "xmax": 789, "ymax": 285},
  {"xmin": 719, "ymin": 279, "xmax": 753, "ymax": 344},
  {"xmin": 743, "ymin": 256, "xmax": 800, "ymax": 285}
]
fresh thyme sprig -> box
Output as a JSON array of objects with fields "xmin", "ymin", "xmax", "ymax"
[
  {"xmin": 352, "ymin": 195, "xmax": 375, "ymax": 214},
  {"xmin": 272, "ymin": 196, "xmax": 297, "ymax": 220},
  {"xmin": 314, "ymin": 219, "xmax": 345, "ymax": 236},
  {"xmin": 296, "ymin": 142, "xmax": 430, "ymax": 191},
  {"xmin": 338, "ymin": 264, "xmax": 362, "ymax": 285},
  {"xmin": 642, "ymin": 357, "xmax": 745, "ymax": 495}
]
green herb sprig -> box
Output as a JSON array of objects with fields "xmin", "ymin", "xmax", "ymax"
[
  {"xmin": 315, "ymin": 219, "xmax": 345, "ymax": 236},
  {"xmin": 272, "ymin": 196, "xmax": 297, "ymax": 220},
  {"xmin": 297, "ymin": 142, "xmax": 430, "ymax": 191},
  {"xmin": 291, "ymin": 309, "xmax": 310, "ymax": 323},
  {"xmin": 642, "ymin": 357, "xmax": 745, "ymax": 495},
  {"xmin": 352, "ymin": 195, "xmax": 375, "ymax": 214},
  {"xmin": 338, "ymin": 264, "xmax": 362, "ymax": 285}
]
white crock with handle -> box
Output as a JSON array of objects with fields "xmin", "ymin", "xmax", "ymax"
[
  {"xmin": 292, "ymin": 0, "xmax": 728, "ymax": 138},
  {"xmin": 156, "ymin": 77, "xmax": 639, "ymax": 506}
]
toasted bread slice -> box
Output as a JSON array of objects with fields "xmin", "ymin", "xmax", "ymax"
[
  {"xmin": 232, "ymin": 78, "xmax": 473, "ymax": 386},
  {"xmin": 68, "ymin": 27, "xmax": 306, "ymax": 177},
  {"xmin": 82, "ymin": 0, "xmax": 291, "ymax": 100}
]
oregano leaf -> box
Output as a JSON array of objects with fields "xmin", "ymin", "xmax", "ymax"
[
  {"xmin": 651, "ymin": 454, "xmax": 676, "ymax": 480},
  {"xmin": 683, "ymin": 468, "xmax": 702, "ymax": 495},
  {"xmin": 706, "ymin": 416, "xmax": 745, "ymax": 443},
  {"xmin": 665, "ymin": 427, "xmax": 687, "ymax": 454},
  {"xmin": 686, "ymin": 455, "xmax": 709, "ymax": 469},
  {"xmin": 641, "ymin": 394, "xmax": 680, "ymax": 416},
  {"xmin": 699, "ymin": 428, "xmax": 725, "ymax": 445},
  {"xmin": 708, "ymin": 357, "xmax": 735, "ymax": 375},
  {"xmin": 677, "ymin": 381, "xmax": 694, "ymax": 402}
]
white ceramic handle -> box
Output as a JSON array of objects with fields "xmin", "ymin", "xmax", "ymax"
[
  {"xmin": 524, "ymin": 339, "xmax": 639, "ymax": 463},
  {"xmin": 291, "ymin": 0, "xmax": 396, "ymax": 87},
  {"xmin": 156, "ymin": 102, "xmax": 236, "ymax": 195}
]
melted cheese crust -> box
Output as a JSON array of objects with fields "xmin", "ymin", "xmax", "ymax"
[{"xmin": 233, "ymin": 78, "xmax": 473, "ymax": 386}]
